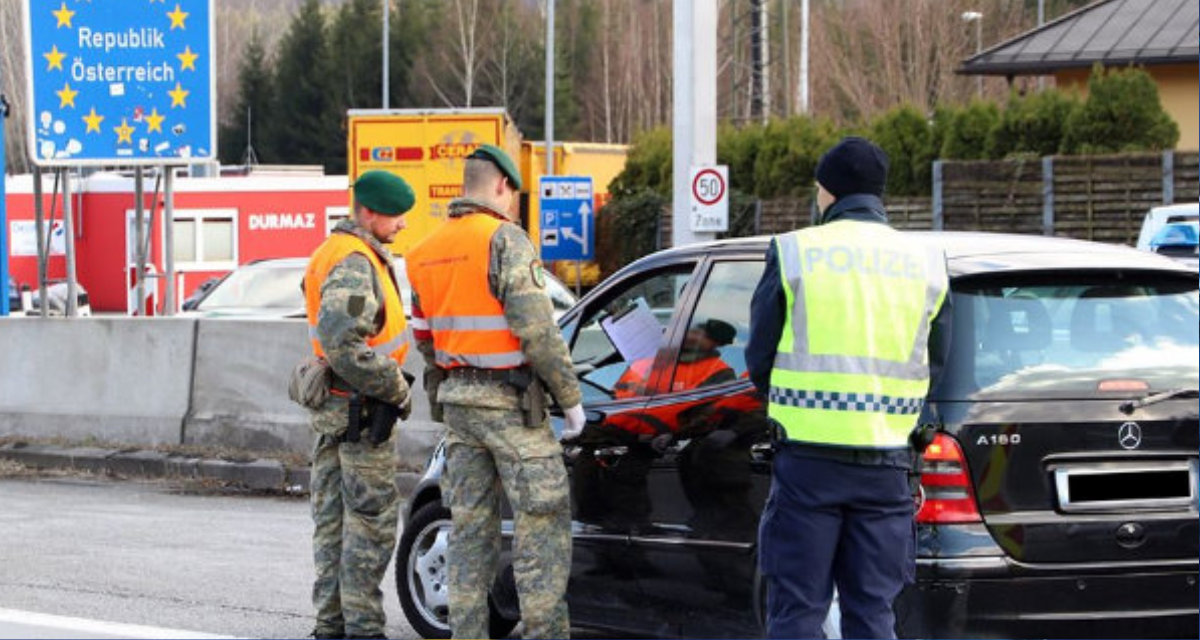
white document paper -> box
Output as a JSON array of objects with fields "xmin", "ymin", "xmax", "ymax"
[{"xmin": 600, "ymin": 298, "xmax": 664, "ymax": 363}]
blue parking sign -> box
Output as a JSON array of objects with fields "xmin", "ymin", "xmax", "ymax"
[
  {"xmin": 539, "ymin": 176, "xmax": 594, "ymax": 261},
  {"xmin": 23, "ymin": 0, "xmax": 214, "ymax": 166}
]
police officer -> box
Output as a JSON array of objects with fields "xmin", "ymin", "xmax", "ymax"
[
  {"xmin": 746, "ymin": 137, "xmax": 952, "ymax": 639},
  {"xmin": 304, "ymin": 170, "xmax": 415, "ymax": 640},
  {"xmin": 406, "ymin": 144, "xmax": 586, "ymax": 639}
]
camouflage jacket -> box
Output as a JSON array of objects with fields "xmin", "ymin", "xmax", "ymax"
[
  {"xmin": 312, "ymin": 219, "xmax": 407, "ymax": 406},
  {"xmin": 411, "ymin": 202, "xmax": 582, "ymax": 412}
]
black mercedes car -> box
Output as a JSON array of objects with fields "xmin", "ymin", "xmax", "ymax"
[{"xmin": 396, "ymin": 232, "xmax": 1199, "ymax": 639}]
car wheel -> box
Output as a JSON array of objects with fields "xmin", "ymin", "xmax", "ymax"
[{"xmin": 396, "ymin": 502, "xmax": 519, "ymax": 639}]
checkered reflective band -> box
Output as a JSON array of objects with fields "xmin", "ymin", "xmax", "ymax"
[{"xmin": 768, "ymin": 389, "xmax": 924, "ymax": 415}]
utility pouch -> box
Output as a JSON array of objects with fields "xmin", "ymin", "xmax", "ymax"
[
  {"xmin": 425, "ymin": 367, "xmax": 446, "ymax": 423},
  {"xmin": 520, "ymin": 376, "xmax": 549, "ymax": 428},
  {"xmin": 345, "ymin": 394, "xmax": 365, "ymax": 443},
  {"xmin": 287, "ymin": 355, "xmax": 331, "ymax": 409},
  {"xmin": 366, "ymin": 396, "xmax": 402, "ymax": 445}
]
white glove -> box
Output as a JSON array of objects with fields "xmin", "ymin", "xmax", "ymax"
[{"xmin": 560, "ymin": 404, "xmax": 587, "ymax": 441}]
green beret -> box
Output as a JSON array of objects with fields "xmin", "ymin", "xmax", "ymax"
[
  {"xmin": 353, "ymin": 170, "xmax": 415, "ymax": 216},
  {"xmin": 467, "ymin": 144, "xmax": 523, "ymax": 191}
]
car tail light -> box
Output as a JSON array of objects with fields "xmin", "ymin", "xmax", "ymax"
[{"xmin": 916, "ymin": 433, "xmax": 982, "ymax": 524}]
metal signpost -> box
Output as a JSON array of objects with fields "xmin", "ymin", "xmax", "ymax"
[
  {"xmin": 538, "ymin": 176, "xmax": 594, "ymax": 293},
  {"xmin": 23, "ymin": 0, "xmax": 214, "ymax": 315}
]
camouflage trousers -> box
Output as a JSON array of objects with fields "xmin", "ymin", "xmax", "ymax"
[
  {"xmin": 310, "ymin": 429, "xmax": 401, "ymax": 638},
  {"xmin": 442, "ymin": 404, "xmax": 572, "ymax": 640}
]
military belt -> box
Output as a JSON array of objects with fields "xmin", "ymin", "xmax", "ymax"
[{"xmin": 446, "ymin": 366, "xmax": 530, "ymax": 388}]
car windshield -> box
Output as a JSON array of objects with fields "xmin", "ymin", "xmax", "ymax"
[
  {"xmin": 197, "ymin": 265, "xmax": 304, "ymax": 310},
  {"xmin": 934, "ymin": 274, "xmax": 1199, "ymax": 400}
]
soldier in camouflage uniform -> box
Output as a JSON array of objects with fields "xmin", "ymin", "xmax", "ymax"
[
  {"xmin": 406, "ymin": 145, "xmax": 588, "ymax": 639},
  {"xmin": 304, "ymin": 170, "xmax": 416, "ymax": 640}
]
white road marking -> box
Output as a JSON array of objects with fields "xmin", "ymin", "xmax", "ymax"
[{"xmin": 0, "ymin": 607, "xmax": 236, "ymax": 639}]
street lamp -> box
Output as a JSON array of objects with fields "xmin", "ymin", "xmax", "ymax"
[{"xmin": 962, "ymin": 11, "xmax": 983, "ymax": 98}]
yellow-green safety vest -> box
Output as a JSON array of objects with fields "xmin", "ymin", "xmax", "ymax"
[{"xmin": 768, "ymin": 220, "xmax": 949, "ymax": 449}]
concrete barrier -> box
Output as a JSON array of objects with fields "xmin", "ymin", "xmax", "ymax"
[
  {"xmin": 0, "ymin": 317, "xmax": 197, "ymax": 446},
  {"xmin": 183, "ymin": 319, "xmax": 312, "ymax": 453},
  {"xmin": 0, "ymin": 317, "xmax": 444, "ymax": 469},
  {"xmin": 184, "ymin": 320, "xmax": 444, "ymax": 467}
]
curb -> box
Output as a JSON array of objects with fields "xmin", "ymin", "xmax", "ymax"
[{"xmin": 0, "ymin": 442, "xmax": 423, "ymax": 497}]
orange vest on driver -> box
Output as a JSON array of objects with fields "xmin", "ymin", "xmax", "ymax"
[
  {"xmin": 304, "ymin": 233, "xmax": 408, "ymax": 366},
  {"xmin": 407, "ymin": 214, "xmax": 526, "ymax": 370}
]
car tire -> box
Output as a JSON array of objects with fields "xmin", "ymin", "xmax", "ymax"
[{"xmin": 396, "ymin": 501, "xmax": 519, "ymax": 639}]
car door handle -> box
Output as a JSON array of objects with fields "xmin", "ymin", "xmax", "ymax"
[
  {"xmin": 748, "ymin": 444, "xmax": 777, "ymax": 463},
  {"xmin": 593, "ymin": 445, "xmax": 629, "ymax": 460}
]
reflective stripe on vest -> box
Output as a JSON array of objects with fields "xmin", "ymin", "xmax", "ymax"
[
  {"xmin": 304, "ymin": 233, "xmax": 409, "ymax": 367},
  {"xmin": 768, "ymin": 221, "xmax": 948, "ymax": 448},
  {"xmin": 406, "ymin": 214, "xmax": 526, "ymax": 370}
]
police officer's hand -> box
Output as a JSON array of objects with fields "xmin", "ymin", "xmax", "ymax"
[{"xmin": 560, "ymin": 404, "xmax": 587, "ymax": 441}]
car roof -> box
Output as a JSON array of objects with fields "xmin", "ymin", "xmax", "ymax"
[
  {"xmin": 1147, "ymin": 202, "xmax": 1199, "ymax": 218},
  {"xmin": 243, "ymin": 257, "xmax": 310, "ymax": 268},
  {"xmin": 630, "ymin": 230, "xmax": 1198, "ymax": 278}
]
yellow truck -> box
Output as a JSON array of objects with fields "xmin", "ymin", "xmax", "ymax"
[
  {"xmin": 347, "ymin": 109, "xmax": 627, "ymax": 288},
  {"xmin": 347, "ymin": 108, "xmax": 522, "ymax": 256}
]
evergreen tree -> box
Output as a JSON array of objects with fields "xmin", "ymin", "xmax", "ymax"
[
  {"xmin": 329, "ymin": 0, "xmax": 383, "ymax": 113},
  {"xmin": 388, "ymin": 0, "xmax": 430, "ymax": 108},
  {"xmin": 1061, "ymin": 65, "xmax": 1179, "ymax": 154},
  {"xmin": 270, "ymin": 0, "xmax": 341, "ymax": 171},
  {"xmin": 870, "ymin": 105, "xmax": 934, "ymax": 196},
  {"xmin": 987, "ymin": 88, "xmax": 1079, "ymax": 158},
  {"xmin": 219, "ymin": 30, "xmax": 275, "ymax": 166},
  {"xmin": 940, "ymin": 100, "xmax": 1001, "ymax": 160}
]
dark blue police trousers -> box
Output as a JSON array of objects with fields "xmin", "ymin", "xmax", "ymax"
[{"xmin": 758, "ymin": 445, "xmax": 914, "ymax": 639}]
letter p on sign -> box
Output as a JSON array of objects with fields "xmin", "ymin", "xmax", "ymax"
[{"xmin": 690, "ymin": 165, "xmax": 728, "ymax": 233}]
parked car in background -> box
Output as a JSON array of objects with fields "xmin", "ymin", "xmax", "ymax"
[
  {"xmin": 1136, "ymin": 202, "xmax": 1199, "ymax": 253},
  {"xmin": 396, "ymin": 232, "xmax": 1199, "ymax": 639},
  {"xmin": 181, "ymin": 258, "xmax": 308, "ymax": 319},
  {"xmin": 182, "ymin": 256, "xmax": 577, "ymax": 320},
  {"xmin": 1147, "ymin": 221, "xmax": 1199, "ymax": 270}
]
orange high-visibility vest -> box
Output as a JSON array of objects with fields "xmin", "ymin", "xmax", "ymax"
[
  {"xmin": 670, "ymin": 356, "xmax": 734, "ymax": 392},
  {"xmin": 407, "ymin": 214, "xmax": 526, "ymax": 370},
  {"xmin": 304, "ymin": 233, "xmax": 408, "ymax": 367}
]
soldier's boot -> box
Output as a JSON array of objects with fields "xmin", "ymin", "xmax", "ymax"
[{"xmin": 309, "ymin": 627, "xmax": 344, "ymax": 639}]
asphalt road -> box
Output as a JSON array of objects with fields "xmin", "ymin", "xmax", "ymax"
[{"xmin": 0, "ymin": 475, "xmax": 419, "ymax": 640}]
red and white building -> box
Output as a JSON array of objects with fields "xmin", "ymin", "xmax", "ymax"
[{"xmin": 4, "ymin": 170, "xmax": 351, "ymax": 314}]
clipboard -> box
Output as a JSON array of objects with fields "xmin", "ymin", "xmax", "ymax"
[{"xmin": 599, "ymin": 298, "xmax": 663, "ymax": 363}]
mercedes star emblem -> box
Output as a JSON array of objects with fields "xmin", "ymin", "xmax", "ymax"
[{"xmin": 1118, "ymin": 421, "xmax": 1142, "ymax": 450}]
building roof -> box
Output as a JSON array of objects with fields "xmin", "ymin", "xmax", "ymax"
[{"xmin": 959, "ymin": 0, "xmax": 1199, "ymax": 76}]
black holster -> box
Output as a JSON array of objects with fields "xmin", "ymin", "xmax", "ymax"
[
  {"xmin": 344, "ymin": 394, "xmax": 401, "ymax": 446},
  {"xmin": 519, "ymin": 376, "xmax": 548, "ymax": 428}
]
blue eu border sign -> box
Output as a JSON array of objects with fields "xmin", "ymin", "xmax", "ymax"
[
  {"xmin": 538, "ymin": 176, "xmax": 594, "ymax": 262},
  {"xmin": 23, "ymin": 0, "xmax": 215, "ymax": 166}
]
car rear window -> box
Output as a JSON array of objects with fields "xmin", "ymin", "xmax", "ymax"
[{"xmin": 934, "ymin": 274, "xmax": 1199, "ymax": 400}]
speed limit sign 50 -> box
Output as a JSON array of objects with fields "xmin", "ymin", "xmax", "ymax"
[{"xmin": 690, "ymin": 165, "xmax": 729, "ymax": 232}]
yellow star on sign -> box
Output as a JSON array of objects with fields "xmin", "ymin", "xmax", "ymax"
[
  {"xmin": 52, "ymin": 2, "xmax": 75, "ymax": 28},
  {"xmin": 82, "ymin": 107, "xmax": 104, "ymax": 134},
  {"xmin": 56, "ymin": 82, "xmax": 78, "ymax": 108},
  {"xmin": 114, "ymin": 119, "xmax": 135, "ymax": 145},
  {"xmin": 43, "ymin": 45, "xmax": 66, "ymax": 71},
  {"xmin": 167, "ymin": 3, "xmax": 189, "ymax": 29},
  {"xmin": 176, "ymin": 46, "xmax": 198, "ymax": 71},
  {"xmin": 145, "ymin": 108, "xmax": 166, "ymax": 133},
  {"xmin": 168, "ymin": 82, "xmax": 189, "ymax": 108}
]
